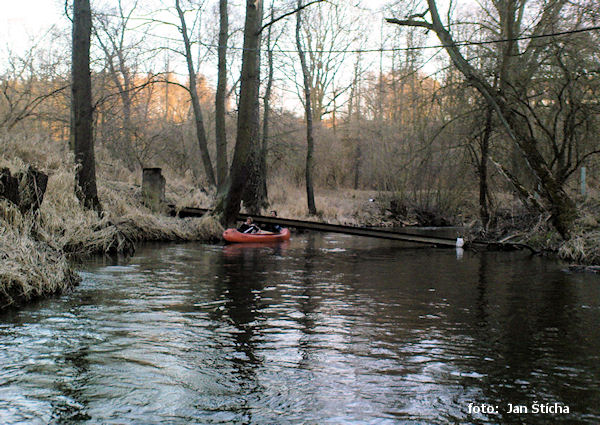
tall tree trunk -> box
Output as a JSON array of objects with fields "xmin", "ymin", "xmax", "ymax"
[
  {"xmin": 215, "ymin": 0, "xmax": 229, "ymax": 193},
  {"xmin": 260, "ymin": 3, "xmax": 275, "ymax": 207},
  {"xmin": 353, "ymin": 143, "xmax": 361, "ymax": 190},
  {"xmin": 479, "ymin": 106, "xmax": 493, "ymax": 229},
  {"xmin": 71, "ymin": 0, "xmax": 101, "ymax": 212},
  {"xmin": 240, "ymin": 0, "xmax": 268, "ymax": 215},
  {"xmin": 175, "ymin": 0, "xmax": 216, "ymax": 187},
  {"xmin": 218, "ymin": 0, "xmax": 263, "ymax": 226},
  {"xmin": 296, "ymin": 0, "xmax": 317, "ymax": 215}
]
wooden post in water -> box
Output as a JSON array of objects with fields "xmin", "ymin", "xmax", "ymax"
[{"xmin": 142, "ymin": 168, "xmax": 166, "ymax": 212}]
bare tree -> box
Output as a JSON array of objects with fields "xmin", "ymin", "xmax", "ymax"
[
  {"xmin": 260, "ymin": 2, "xmax": 277, "ymax": 209},
  {"xmin": 387, "ymin": 0, "xmax": 579, "ymax": 237},
  {"xmin": 0, "ymin": 45, "xmax": 68, "ymax": 132},
  {"xmin": 175, "ymin": 0, "xmax": 216, "ymax": 187},
  {"xmin": 300, "ymin": 0, "xmax": 355, "ymax": 123},
  {"xmin": 71, "ymin": 0, "xmax": 101, "ymax": 212},
  {"xmin": 215, "ymin": 0, "xmax": 229, "ymax": 192},
  {"xmin": 94, "ymin": 0, "xmax": 143, "ymax": 170},
  {"xmin": 218, "ymin": 0, "xmax": 264, "ymax": 225},
  {"xmin": 296, "ymin": 0, "xmax": 317, "ymax": 215}
]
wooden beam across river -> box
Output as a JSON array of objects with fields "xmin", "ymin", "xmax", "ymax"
[{"xmin": 169, "ymin": 205, "xmax": 490, "ymax": 248}]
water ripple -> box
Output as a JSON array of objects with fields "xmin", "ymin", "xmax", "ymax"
[{"xmin": 1, "ymin": 239, "xmax": 600, "ymax": 424}]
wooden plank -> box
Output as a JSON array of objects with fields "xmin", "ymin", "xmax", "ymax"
[
  {"xmin": 246, "ymin": 216, "xmax": 464, "ymax": 247},
  {"xmin": 167, "ymin": 205, "xmax": 476, "ymax": 247}
]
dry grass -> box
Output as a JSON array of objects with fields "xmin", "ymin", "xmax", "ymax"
[
  {"xmin": 0, "ymin": 162, "xmax": 223, "ymax": 309},
  {"xmin": 267, "ymin": 175, "xmax": 383, "ymax": 225},
  {"xmin": 558, "ymin": 233, "xmax": 598, "ymax": 265},
  {"xmin": 0, "ymin": 134, "xmax": 223, "ymax": 310},
  {"xmin": 557, "ymin": 196, "xmax": 600, "ymax": 265},
  {"xmin": 0, "ymin": 201, "xmax": 80, "ymax": 309},
  {"xmin": 35, "ymin": 167, "xmax": 223, "ymax": 257},
  {"xmin": 268, "ymin": 180, "xmax": 468, "ymax": 228},
  {"xmin": 465, "ymin": 192, "xmax": 600, "ymax": 265}
]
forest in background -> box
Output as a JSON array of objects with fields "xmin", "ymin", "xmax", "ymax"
[{"xmin": 1, "ymin": 0, "xmax": 599, "ymax": 239}]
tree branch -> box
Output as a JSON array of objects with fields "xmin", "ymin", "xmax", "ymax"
[
  {"xmin": 93, "ymin": 74, "xmax": 173, "ymax": 109},
  {"xmin": 385, "ymin": 18, "xmax": 434, "ymax": 31},
  {"xmin": 258, "ymin": 0, "xmax": 326, "ymax": 35},
  {"xmin": 64, "ymin": 0, "xmax": 72, "ymax": 22}
]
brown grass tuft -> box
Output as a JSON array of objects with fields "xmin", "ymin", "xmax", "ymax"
[
  {"xmin": 557, "ymin": 201, "xmax": 600, "ymax": 265},
  {"xmin": 559, "ymin": 232, "xmax": 600, "ymax": 265},
  {"xmin": 0, "ymin": 133, "xmax": 223, "ymax": 310},
  {"xmin": 0, "ymin": 204, "xmax": 80, "ymax": 309}
]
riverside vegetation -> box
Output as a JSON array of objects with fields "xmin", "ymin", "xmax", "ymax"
[
  {"xmin": 0, "ymin": 136, "xmax": 223, "ymax": 309},
  {"xmin": 2, "ymin": 133, "xmax": 599, "ymax": 311}
]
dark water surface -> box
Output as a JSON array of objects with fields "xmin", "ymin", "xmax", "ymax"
[{"xmin": 1, "ymin": 232, "xmax": 600, "ymax": 424}]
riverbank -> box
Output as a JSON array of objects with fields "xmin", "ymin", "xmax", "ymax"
[
  {"xmin": 462, "ymin": 196, "xmax": 600, "ymax": 266},
  {"xmin": 268, "ymin": 184, "xmax": 600, "ymax": 267},
  {"xmin": 0, "ymin": 160, "xmax": 223, "ymax": 310},
  {"xmin": 2, "ymin": 152, "xmax": 598, "ymax": 310}
]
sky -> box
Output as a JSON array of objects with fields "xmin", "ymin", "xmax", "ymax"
[{"xmin": 1, "ymin": 0, "xmax": 65, "ymax": 53}]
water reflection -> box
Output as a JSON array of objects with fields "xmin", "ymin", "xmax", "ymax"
[
  {"xmin": 475, "ymin": 253, "xmax": 489, "ymax": 329},
  {"xmin": 296, "ymin": 234, "xmax": 319, "ymax": 369},
  {"xmin": 1, "ymin": 234, "xmax": 600, "ymax": 424}
]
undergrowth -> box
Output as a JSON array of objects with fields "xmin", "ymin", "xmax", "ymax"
[
  {"xmin": 2, "ymin": 131, "xmax": 599, "ymax": 310},
  {"xmin": 0, "ymin": 134, "xmax": 223, "ymax": 310}
]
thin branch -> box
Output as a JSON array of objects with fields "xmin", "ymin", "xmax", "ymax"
[
  {"xmin": 258, "ymin": 0, "xmax": 326, "ymax": 35},
  {"xmin": 65, "ymin": 0, "xmax": 72, "ymax": 22},
  {"xmin": 93, "ymin": 74, "xmax": 173, "ymax": 109}
]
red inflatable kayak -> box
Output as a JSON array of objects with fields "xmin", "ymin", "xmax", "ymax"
[{"xmin": 223, "ymin": 228, "xmax": 291, "ymax": 243}]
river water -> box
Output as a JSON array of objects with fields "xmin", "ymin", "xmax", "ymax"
[{"xmin": 1, "ymin": 232, "xmax": 600, "ymax": 424}]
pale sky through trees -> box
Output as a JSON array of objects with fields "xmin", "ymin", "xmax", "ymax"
[
  {"xmin": 1, "ymin": 1, "xmax": 64, "ymax": 50},
  {"xmin": 1, "ymin": 0, "xmax": 448, "ymax": 115},
  {"xmin": 1, "ymin": 0, "xmax": 429, "ymax": 67}
]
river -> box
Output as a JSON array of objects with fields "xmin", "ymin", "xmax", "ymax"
[{"xmin": 1, "ymin": 232, "xmax": 600, "ymax": 424}]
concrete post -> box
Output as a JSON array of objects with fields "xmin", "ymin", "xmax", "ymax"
[{"xmin": 142, "ymin": 168, "xmax": 166, "ymax": 212}]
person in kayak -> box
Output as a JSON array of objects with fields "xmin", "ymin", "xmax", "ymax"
[
  {"xmin": 261, "ymin": 210, "xmax": 283, "ymax": 233},
  {"xmin": 238, "ymin": 217, "xmax": 260, "ymax": 234}
]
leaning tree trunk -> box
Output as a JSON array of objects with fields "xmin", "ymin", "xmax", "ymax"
[
  {"xmin": 260, "ymin": 3, "xmax": 275, "ymax": 208},
  {"xmin": 175, "ymin": 0, "xmax": 216, "ymax": 187},
  {"xmin": 215, "ymin": 0, "xmax": 229, "ymax": 193},
  {"xmin": 218, "ymin": 0, "xmax": 263, "ymax": 226},
  {"xmin": 296, "ymin": 0, "xmax": 317, "ymax": 215},
  {"xmin": 386, "ymin": 0, "xmax": 576, "ymax": 238},
  {"xmin": 72, "ymin": 0, "xmax": 101, "ymax": 213},
  {"xmin": 478, "ymin": 105, "xmax": 493, "ymax": 230}
]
